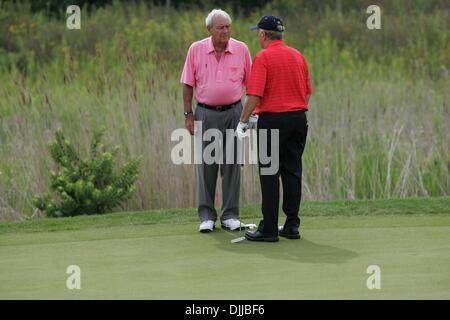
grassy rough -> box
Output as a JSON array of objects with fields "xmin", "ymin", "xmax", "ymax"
[{"xmin": 0, "ymin": 196, "xmax": 448, "ymax": 235}]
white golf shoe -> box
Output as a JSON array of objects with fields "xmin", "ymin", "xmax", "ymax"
[
  {"xmin": 199, "ymin": 220, "xmax": 215, "ymax": 233},
  {"xmin": 221, "ymin": 218, "xmax": 245, "ymax": 231}
]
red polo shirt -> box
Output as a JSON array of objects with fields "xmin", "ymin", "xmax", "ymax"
[{"xmin": 247, "ymin": 40, "xmax": 312, "ymax": 114}]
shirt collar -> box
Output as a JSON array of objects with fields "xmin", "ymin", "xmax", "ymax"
[
  {"xmin": 267, "ymin": 40, "xmax": 284, "ymax": 48},
  {"xmin": 207, "ymin": 37, "xmax": 234, "ymax": 54}
]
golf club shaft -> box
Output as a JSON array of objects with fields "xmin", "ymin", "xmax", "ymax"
[{"xmin": 251, "ymin": 130, "xmax": 257, "ymax": 228}]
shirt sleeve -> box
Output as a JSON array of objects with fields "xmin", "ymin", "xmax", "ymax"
[
  {"xmin": 180, "ymin": 44, "xmax": 196, "ymax": 87},
  {"xmin": 303, "ymin": 56, "xmax": 312, "ymax": 96},
  {"xmin": 243, "ymin": 45, "xmax": 252, "ymax": 87},
  {"xmin": 246, "ymin": 53, "xmax": 266, "ymax": 98}
]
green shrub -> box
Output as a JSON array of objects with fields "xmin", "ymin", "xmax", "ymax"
[{"xmin": 33, "ymin": 127, "xmax": 142, "ymax": 217}]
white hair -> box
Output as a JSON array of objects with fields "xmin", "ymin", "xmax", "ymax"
[{"xmin": 205, "ymin": 9, "xmax": 232, "ymax": 28}]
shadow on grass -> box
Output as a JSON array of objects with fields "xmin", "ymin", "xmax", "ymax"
[{"xmin": 209, "ymin": 229, "xmax": 358, "ymax": 264}]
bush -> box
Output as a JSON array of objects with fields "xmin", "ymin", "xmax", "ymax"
[{"xmin": 33, "ymin": 127, "xmax": 142, "ymax": 217}]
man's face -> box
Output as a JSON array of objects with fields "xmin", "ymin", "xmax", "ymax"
[{"xmin": 208, "ymin": 15, "xmax": 231, "ymax": 46}]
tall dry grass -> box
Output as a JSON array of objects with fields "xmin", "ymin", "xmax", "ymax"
[{"xmin": 0, "ymin": 1, "xmax": 448, "ymax": 219}]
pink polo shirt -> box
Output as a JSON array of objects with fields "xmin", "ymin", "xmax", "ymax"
[{"xmin": 181, "ymin": 37, "xmax": 252, "ymax": 105}]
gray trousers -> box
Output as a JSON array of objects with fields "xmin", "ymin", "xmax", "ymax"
[{"xmin": 194, "ymin": 102, "xmax": 242, "ymax": 222}]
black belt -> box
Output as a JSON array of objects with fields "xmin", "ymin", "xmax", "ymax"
[{"xmin": 197, "ymin": 101, "xmax": 240, "ymax": 112}]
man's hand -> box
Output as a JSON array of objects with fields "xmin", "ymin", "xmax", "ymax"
[
  {"xmin": 182, "ymin": 84, "xmax": 194, "ymax": 135},
  {"xmin": 236, "ymin": 121, "xmax": 249, "ymax": 140},
  {"xmin": 240, "ymin": 95, "xmax": 260, "ymax": 123},
  {"xmin": 248, "ymin": 113, "xmax": 258, "ymax": 129},
  {"xmin": 185, "ymin": 113, "xmax": 194, "ymax": 135}
]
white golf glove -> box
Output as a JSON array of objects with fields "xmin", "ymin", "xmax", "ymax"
[
  {"xmin": 236, "ymin": 121, "xmax": 249, "ymax": 140},
  {"xmin": 248, "ymin": 113, "xmax": 258, "ymax": 129}
]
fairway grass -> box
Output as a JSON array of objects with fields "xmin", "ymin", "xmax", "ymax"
[{"xmin": 0, "ymin": 198, "xmax": 449, "ymax": 299}]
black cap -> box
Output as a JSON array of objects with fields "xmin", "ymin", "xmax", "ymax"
[{"xmin": 251, "ymin": 16, "xmax": 285, "ymax": 32}]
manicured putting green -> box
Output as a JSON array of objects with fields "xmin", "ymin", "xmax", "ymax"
[{"xmin": 0, "ymin": 199, "xmax": 449, "ymax": 299}]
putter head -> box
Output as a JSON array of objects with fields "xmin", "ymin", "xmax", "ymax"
[{"xmin": 230, "ymin": 236, "xmax": 246, "ymax": 243}]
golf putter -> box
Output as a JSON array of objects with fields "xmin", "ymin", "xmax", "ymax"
[
  {"xmin": 231, "ymin": 127, "xmax": 257, "ymax": 243},
  {"xmin": 231, "ymin": 136, "xmax": 247, "ymax": 243},
  {"xmin": 230, "ymin": 170, "xmax": 252, "ymax": 243}
]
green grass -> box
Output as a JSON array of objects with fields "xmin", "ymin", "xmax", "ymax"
[
  {"xmin": 1, "ymin": 196, "xmax": 448, "ymax": 234},
  {"xmin": 0, "ymin": 197, "xmax": 449, "ymax": 299}
]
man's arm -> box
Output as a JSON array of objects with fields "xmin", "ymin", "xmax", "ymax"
[
  {"xmin": 243, "ymin": 45, "xmax": 252, "ymax": 88},
  {"xmin": 241, "ymin": 52, "xmax": 265, "ymax": 124},
  {"xmin": 240, "ymin": 95, "xmax": 261, "ymax": 123},
  {"xmin": 183, "ymin": 84, "xmax": 194, "ymax": 135},
  {"xmin": 304, "ymin": 55, "xmax": 312, "ymax": 105}
]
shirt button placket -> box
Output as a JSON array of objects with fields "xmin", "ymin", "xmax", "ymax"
[{"xmin": 217, "ymin": 56, "xmax": 224, "ymax": 82}]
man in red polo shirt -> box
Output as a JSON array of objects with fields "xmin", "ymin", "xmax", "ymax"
[{"xmin": 237, "ymin": 16, "xmax": 312, "ymax": 242}]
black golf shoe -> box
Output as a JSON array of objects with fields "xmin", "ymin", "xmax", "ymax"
[
  {"xmin": 245, "ymin": 230, "xmax": 279, "ymax": 242},
  {"xmin": 278, "ymin": 225, "xmax": 301, "ymax": 239}
]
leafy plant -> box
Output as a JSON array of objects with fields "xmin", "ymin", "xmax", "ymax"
[{"xmin": 33, "ymin": 127, "xmax": 141, "ymax": 217}]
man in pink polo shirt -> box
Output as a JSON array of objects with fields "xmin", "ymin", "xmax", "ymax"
[{"xmin": 181, "ymin": 9, "xmax": 252, "ymax": 233}]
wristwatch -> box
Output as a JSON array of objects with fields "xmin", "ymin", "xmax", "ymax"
[{"xmin": 184, "ymin": 111, "xmax": 193, "ymax": 118}]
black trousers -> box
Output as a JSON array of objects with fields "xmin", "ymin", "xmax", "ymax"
[{"xmin": 257, "ymin": 110, "xmax": 308, "ymax": 236}]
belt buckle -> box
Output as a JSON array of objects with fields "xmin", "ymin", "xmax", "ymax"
[{"xmin": 217, "ymin": 105, "xmax": 225, "ymax": 112}]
